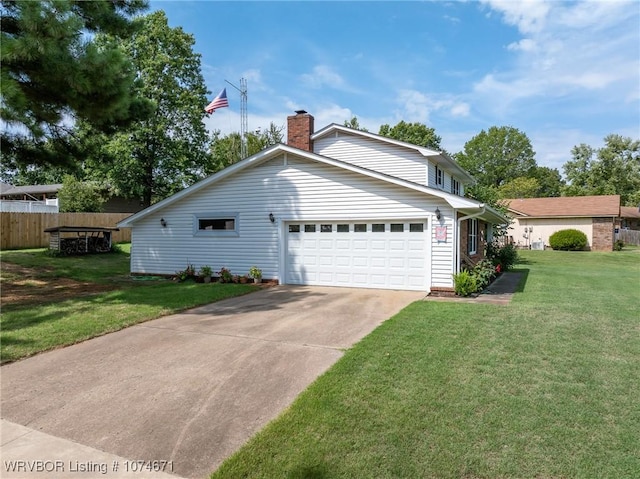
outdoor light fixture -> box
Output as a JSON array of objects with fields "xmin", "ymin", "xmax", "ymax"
[
  {"xmin": 269, "ymin": 212, "xmax": 275, "ymax": 223},
  {"xmin": 160, "ymin": 218, "xmax": 167, "ymax": 227},
  {"xmin": 435, "ymin": 207, "xmax": 441, "ymax": 220}
]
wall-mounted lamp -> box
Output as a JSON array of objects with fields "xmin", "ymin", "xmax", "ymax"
[
  {"xmin": 528, "ymin": 226, "xmax": 533, "ymax": 232},
  {"xmin": 269, "ymin": 212, "xmax": 275, "ymax": 223},
  {"xmin": 160, "ymin": 218, "xmax": 167, "ymax": 227},
  {"xmin": 435, "ymin": 207, "xmax": 441, "ymax": 220}
]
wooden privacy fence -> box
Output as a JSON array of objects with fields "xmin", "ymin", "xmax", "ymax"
[
  {"xmin": 1, "ymin": 212, "xmax": 132, "ymax": 250},
  {"xmin": 616, "ymin": 229, "xmax": 640, "ymax": 246}
]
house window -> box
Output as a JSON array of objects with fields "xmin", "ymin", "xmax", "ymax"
[
  {"xmin": 304, "ymin": 224, "xmax": 316, "ymax": 233},
  {"xmin": 468, "ymin": 219, "xmax": 478, "ymax": 254},
  {"xmin": 435, "ymin": 165, "xmax": 443, "ymax": 187},
  {"xmin": 354, "ymin": 224, "xmax": 367, "ymax": 232},
  {"xmin": 194, "ymin": 213, "xmax": 238, "ymax": 236},
  {"xmin": 390, "ymin": 223, "xmax": 404, "ymax": 232},
  {"xmin": 409, "ymin": 223, "xmax": 424, "ymax": 232},
  {"xmin": 321, "ymin": 224, "xmax": 332, "ymax": 233},
  {"xmin": 337, "ymin": 224, "xmax": 349, "ymax": 232},
  {"xmin": 452, "ymin": 178, "xmax": 460, "ymax": 196},
  {"xmin": 372, "ymin": 224, "xmax": 385, "ymax": 232},
  {"xmin": 289, "ymin": 225, "xmax": 300, "ymax": 233}
]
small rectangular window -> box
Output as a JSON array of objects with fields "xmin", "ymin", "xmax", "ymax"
[
  {"xmin": 390, "ymin": 223, "xmax": 404, "ymax": 232},
  {"xmin": 410, "ymin": 223, "xmax": 424, "ymax": 232},
  {"xmin": 452, "ymin": 178, "xmax": 460, "ymax": 196},
  {"xmin": 199, "ymin": 218, "xmax": 235, "ymax": 231},
  {"xmin": 304, "ymin": 224, "xmax": 316, "ymax": 233},
  {"xmin": 372, "ymin": 224, "xmax": 385, "ymax": 232},
  {"xmin": 468, "ymin": 218, "xmax": 478, "ymax": 254},
  {"xmin": 435, "ymin": 165, "xmax": 443, "ymax": 186},
  {"xmin": 354, "ymin": 224, "xmax": 367, "ymax": 232},
  {"xmin": 321, "ymin": 224, "xmax": 332, "ymax": 233},
  {"xmin": 337, "ymin": 224, "xmax": 349, "ymax": 233},
  {"xmin": 288, "ymin": 225, "xmax": 300, "ymax": 233}
]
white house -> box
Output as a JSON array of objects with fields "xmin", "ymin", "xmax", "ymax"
[{"xmin": 118, "ymin": 111, "xmax": 506, "ymax": 293}]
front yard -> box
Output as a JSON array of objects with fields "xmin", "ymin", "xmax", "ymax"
[
  {"xmin": 211, "ymin": 249, "xmax": 639, "ymax": 479},
  {"xmin": 0, "ymin": 245, "xmax": 258, "ymax": 363}
]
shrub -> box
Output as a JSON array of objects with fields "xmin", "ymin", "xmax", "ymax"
[
  {"xmin": 486, "ymin": 241, "xmax": 519, "ymax": 270},
  {"xmin": 217, "ymin": 267, "xmax": 233, "ymax": 283},
  {"xmin": 473, "ymin": 259, "xmax": 496, "ymax": 290},
  {"xmin": 453, "ymin": 270, "xmax": 478, "ymax": 297},
  {"xmin": 174, "ymin": 264, "xmax": 196, "ymax": 282},
  {"xmin": 549, "ymin": 229, "xmax": 588, "ymax": 251},
  {"xmin": 614, "ymin": 240, "xmax": 624, "ymax": 251}
]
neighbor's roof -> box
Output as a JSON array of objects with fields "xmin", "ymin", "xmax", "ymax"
[
  {"xmin": 504, "ymin": 195, "xmax": 620, "ymax": 218},
  {"xmin": 620, "ymin": 206, "xmax": 640, "ymax": 219},
  {"xmin": 0, "ymin": 183, "xmax": 63, "ymax": 196}
]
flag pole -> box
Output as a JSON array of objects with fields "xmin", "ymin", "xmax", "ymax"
[{"xmin": 225, "ymin": 78, "xmax": 248, "ymax": 159}]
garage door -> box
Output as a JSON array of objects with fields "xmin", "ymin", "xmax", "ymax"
[{"xmin": 285, "ymin": 220, "xmax": 428, "ymax": 291}]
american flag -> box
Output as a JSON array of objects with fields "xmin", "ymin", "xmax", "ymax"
[{"xmin": 205, "ymin": 88, "xmax": 229, "ymax": 114}]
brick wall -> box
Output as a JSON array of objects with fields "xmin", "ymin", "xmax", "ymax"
[
  {"xmin": 287, "ymin": 111, "xmax": 314, "ymax": 151},
  {"xmin": 592, "ymin": 217, "xmax": 614, "ymax": 251},
  {"xmin": 458, "ymin": 216, "xmax": 488, "ymax": 269}
]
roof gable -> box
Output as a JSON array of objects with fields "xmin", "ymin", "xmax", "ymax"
[
  {"xmin": 504, "ymin": 195, "xmax": 620, "ymax": 218},
  {"xmin": 311, "ymin": 124, "xmax": 476, "ymax": 184},
  {"xmin": 119, "ymin": 143, "xmax": 503, "ymax": 227}
]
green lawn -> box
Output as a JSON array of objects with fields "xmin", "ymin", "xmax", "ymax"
[
  {"xmin": 1, "ymin": 245, "xmax": 258, "ymax": 363},
  {"xmin": 211, "ymin": 250, "xmax": 639, "ymax": 479}
]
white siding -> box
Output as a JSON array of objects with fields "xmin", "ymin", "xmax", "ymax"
[
  {"xmin": 431, "ymin": 206, "xmax": 455, "ymax": 288},
  {"xmin": 314, "ymin": 133, "xmax": 428, "ymax": 185},
  {"xmin": 130, "ymin": 154, "xmax": 454, "ymax": 289}
]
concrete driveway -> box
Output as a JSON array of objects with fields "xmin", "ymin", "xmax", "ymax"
[{"xmin": 1, "ymin": 286, "xmax": 424, "ymax": 478}]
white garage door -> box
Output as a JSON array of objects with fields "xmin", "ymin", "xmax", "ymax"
[{"xmin": 285, "ymin": 220, "xmax": 428, "ymax": 291}]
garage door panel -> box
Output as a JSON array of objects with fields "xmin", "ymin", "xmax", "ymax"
[{"xmin": 286, "ymin": 221, "xmax": 427, "ymax": 291}]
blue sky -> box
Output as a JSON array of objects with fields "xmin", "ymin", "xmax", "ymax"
[{"xmin": 151, "ymin": 0, "xmax": 639, "ymax": 172}]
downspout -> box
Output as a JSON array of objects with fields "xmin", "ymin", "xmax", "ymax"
[{"xmin": 454, "ymin": 205, "xmax": 486, "ymax": 274}]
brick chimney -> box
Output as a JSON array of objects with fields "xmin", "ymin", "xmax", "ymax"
[{"xmin": 287, "ymin": 110, "xmax": 314, "ymax": 151}]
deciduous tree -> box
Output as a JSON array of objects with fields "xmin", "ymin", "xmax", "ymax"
[
  {"xmin": 455, "ymin": 126, "xmax": 536, "ymax": 191},
  {"xmin": 86, "ymin": 11, "xmax": 210, "ymax": 207},
  {"xmin": 563, "ymin": 134, "xmax": 640, "ymax": 206},
  {"xmin": 378, "ymin": 121, "xmax": 441, "ymax": 150}
]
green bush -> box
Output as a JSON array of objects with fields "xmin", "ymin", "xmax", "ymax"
[
  {"xmin": 486, "ymin": 241, "xmax": 519, "ymax": 270},
  {"xmin": 549, "ymin": 229, "xmax": 588, "ymax": 251},
  {"xmin": 453, "ymin": 270, "xmax": 478, "ymax": 297},
  {"xmin": 614, "ymin": 240, "xmax": 624, "ymax": 251},
  {"xmin": 473, "ymin": 259, "xmax": 496, "ymax": 290}
]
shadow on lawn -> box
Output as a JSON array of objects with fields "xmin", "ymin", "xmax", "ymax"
[{"xmin": 511, "ymin": 268, "xmax": 530, "ymax": 293}]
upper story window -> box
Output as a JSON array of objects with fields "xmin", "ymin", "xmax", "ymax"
[
  {"xmin": 435, "ymin": 165, "xmax": 443, "ymax": 187},
  {"xmin": 194, "ymin": 213, "xmax": 238, "ymax": 236},
  {"xmin": 452, "ymin": 178, "xmax": 460, "ymax": 196}
]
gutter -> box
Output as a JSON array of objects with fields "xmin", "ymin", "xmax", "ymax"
[{"xmin": 454, "ymin": 205, "xmax": 486, "ymax": 274}]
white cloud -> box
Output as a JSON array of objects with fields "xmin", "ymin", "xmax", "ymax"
[
  {"xmin": 507, "ymin": 38, "xmax": 537, "ymax": 52},
  {"xmin": 396, "ymin": 89, "xmax": 470, "ymax": 124},
  {"xmin": 472, "ymin": 0, "xmax": 639, "ymax": 121},
  {"xmin": 300, "ymin": 65, "xmax": 347, "ymax": 90},
  {"xmin": 482, "ymin": 0, "xmax": 551, "ymax": 34}
]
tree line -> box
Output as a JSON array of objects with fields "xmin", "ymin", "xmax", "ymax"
[{"xmin": 2, "ymin": 1, "xmax": 638, "ymax": 211}]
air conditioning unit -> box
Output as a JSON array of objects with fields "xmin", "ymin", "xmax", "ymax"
[{"xmin": 531, "ymin": 241, "xmax": 544, "ymax": 250}]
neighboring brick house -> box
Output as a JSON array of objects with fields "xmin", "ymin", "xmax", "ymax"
[{"xmin": 503, "ymin": 195, "xmax": 621, "ymax": 251}]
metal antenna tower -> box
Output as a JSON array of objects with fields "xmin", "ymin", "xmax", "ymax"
[{"xmin": 225, "ymin": 78, "xmax": 248, "ymax": 158}]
